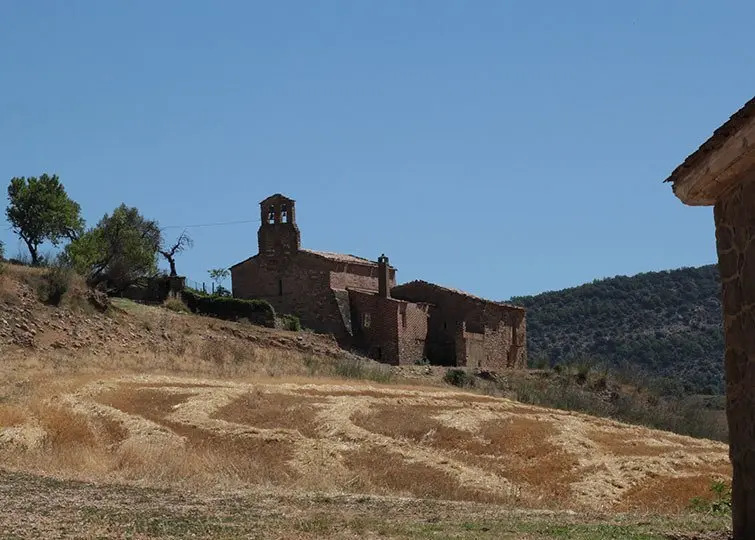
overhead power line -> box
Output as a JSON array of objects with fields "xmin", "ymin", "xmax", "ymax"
[{"xmin": 160, "ymin": 218, "xmax": 259, "ymax": 230}]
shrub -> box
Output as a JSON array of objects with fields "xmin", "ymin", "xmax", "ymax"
[
  {"xmin": 443, "ymin": 368, "xmax": 473, "ymax": 388},
  {"xmin": 181, "ymin": 289, "xmax": 275, "ymax": 327},
  {"xmin": 279, "ymin": 314, "xmax": 301, "ymax": 332},
  {"xmin": 690, "ymin": 480, "xmax": 732, "ymax": 515},
  {"xmin": 163, "ymin": 296, "xmax": 190, "ymax": 313},
  {"xmin": 38, "ymin": 265, "xmax": 73, "ymax": 306},
  {"xmin": 575, "ymin": 361, "xmax": 592, "ymax": 385}
]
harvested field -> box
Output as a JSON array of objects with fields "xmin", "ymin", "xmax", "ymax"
[{"xmin": 0, "ymin": 373, "xmax": 731, "ymax": 514}]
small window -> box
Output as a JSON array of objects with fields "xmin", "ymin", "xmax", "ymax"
[
  {"xmin": 401, "ymin": 311, "xmax": 407, "ymax": 327},
  {"xmin": 281, "ymin": 204, "xmax": 288, "ymax": 223},
  {"xmin": 268, "ymin": 205, "xmax": 275, "ymax": 224},
  {"xmin": 278, "ymin": 279, "xmax": 283, "ymax": 296},
  {"xmin": 362, "ymin": 313, "xmax": 371, "ymax": 328},
  {"xmin": 443, "ymin": 321, "xmax": 447, "ymax": 330}
]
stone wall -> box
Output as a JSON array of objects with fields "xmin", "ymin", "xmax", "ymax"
[
  {"xmin": 391, "ymin": 281, "xmax": 527, "ymax": 369},
  {"xmin": 714, "ymin": 173, "xmax": 755, "ymax": 530},
  {"xmin": 348, "ymin": 290, "xmax": 399, "ymax": 363},
  {"xmin": 397, "ymin": 301, "xmax": 430, "ymax": 364},
  {"xmin": 329, "ymin": 263, "xmax": 397, "ymax": 291},
  {"xmin": 231, "ymin": 253, "xmax": 350, "ymax": 341}
]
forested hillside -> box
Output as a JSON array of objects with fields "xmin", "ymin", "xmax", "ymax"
[{"xmin": 509, "ymin": 265, "xmax": 725, "ymax": 395}]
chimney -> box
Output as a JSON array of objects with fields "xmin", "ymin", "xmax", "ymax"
[{"xmin": 377, "ymin": 254, "xmax": 390, "ymax": 298}]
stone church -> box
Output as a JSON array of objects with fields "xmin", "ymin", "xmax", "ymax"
[{"xmin": 230, "ymin": 194, "xmax": 526, "ymax": 369}]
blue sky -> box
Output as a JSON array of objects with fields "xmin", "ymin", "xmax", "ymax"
[{"xmin": 1, "ymin": 1, "xmax": 753, "ymax": 299}]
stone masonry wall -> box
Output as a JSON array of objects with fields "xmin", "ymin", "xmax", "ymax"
[
  {"xmin": 714, "ymin": 173, "xmax": 755, "ymax": 531},
  {"xmin": 348, "ymin": 290, "xmax": 400, "ymax": 363},
  {"xmin": 391, "ymin": 282, "xmax": 527, "ymax": 370},
  {"xmin": 231, "ymin": 253, "xmax": 349, "ymax": 341},
  {"xmin": 329, "ymin": 264, "xmax": 397, "ymax": 292},
  {"xmin": 397, "ymin": 302, "xmax": 430, "ymax": 364}
]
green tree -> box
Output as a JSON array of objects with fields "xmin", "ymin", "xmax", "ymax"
[
  {"xmin": 6, "ymin": 174, "xmax": 84, "ymax": 265},
  {"xmin": 65, "ymin": 204, "xmax": 161, "ymax": 293},
  {"xmin": 208, "ymin": 268, "xmax": 230, "ymax": 296}
]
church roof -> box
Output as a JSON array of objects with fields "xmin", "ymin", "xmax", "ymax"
[
  {"xmin": 259, "ymin": 193, "xmax": 295, "ymax": 205},
  {"xmin": 302, "ymin": 249, "xmax": 392, "ymax": 267}
]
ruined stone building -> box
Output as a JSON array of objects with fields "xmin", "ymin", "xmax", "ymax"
[{"xmin": 231, "ymin": 194, "xmax": 526, "ymax": 369}]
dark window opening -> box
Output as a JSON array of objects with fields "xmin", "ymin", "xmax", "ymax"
[
  {"xmin": 281, "ymin": 204, "xmax": 288, "ymax": 223},
  {"xmin": 376, "ymin": 347, "xmax": 382, "ymax": 360},
  {"xmin": 443, "ymin": 321, "xmax": 447, "ymax": 330},
  {"xmin": 278, "ymin": 279, "xmax": 283, "ymax": 296},
  {"xmin": 268, "ymin": 205, "xmax": 275, "ymax": 224}
]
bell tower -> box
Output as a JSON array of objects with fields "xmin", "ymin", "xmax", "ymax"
[{"xmin": 257, "ymin": 194, "xmax": 301, "ymax": 257}]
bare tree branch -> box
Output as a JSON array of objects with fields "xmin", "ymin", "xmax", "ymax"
[{"xmin": 159, "ymin": 230, "xmax": 193, "ymax": 277}]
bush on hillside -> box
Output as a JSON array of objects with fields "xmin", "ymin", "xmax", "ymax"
[
  {"xmin": 181, "ymin": 289, "xmax": 275, "ymax": 327},
  {"xmin": 278, "ymin": 314, "xmax": 301, "ymax": 332},
  {"xmin": 443, "ymin": 368, "xmax": 474, "ymax": 388},
  {"xmin": 163, "ymin": 296, "xmax": 190, "ymax": 313},
  {"xmin": 38, "ymin": 265, "xmax": 73, "ymax": 306}
]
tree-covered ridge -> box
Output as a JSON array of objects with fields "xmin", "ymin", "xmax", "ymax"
[{"xmin": 509, "ymin": 265, "xmax": 725, "ymax": 395}]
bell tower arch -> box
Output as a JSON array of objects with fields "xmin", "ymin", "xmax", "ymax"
[{"xmin": 257, "ymin": 193, "xmax": 301, "ymax": 257}]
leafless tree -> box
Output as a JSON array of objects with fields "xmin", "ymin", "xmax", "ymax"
[{"xmin": 159, "ymin": 230, "xmax": 193, "ymax": 277}]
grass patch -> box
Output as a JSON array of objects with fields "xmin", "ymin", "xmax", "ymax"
[
  {"xmin": 333, "ymin": 356, "xmax": 393, "ymax": 383},
  {"xmin": 690, "ymin": 479, "xmax": 732, "ymax": 516},
  {"xmin": 476, "ymin": 370, "xmax": 729, "ymax": 442}
]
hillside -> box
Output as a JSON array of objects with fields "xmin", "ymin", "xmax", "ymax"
[
  {"xmin": 0, "ymin": 263, "xmax": 734, "ymax": 538},
  {"xmin": 509, "ymin": 265, "xmax": 725, "ymax": 395}
]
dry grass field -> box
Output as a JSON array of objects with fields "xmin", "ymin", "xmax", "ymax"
[{"xmin": 0, "ymin": 264, "xmax": 734, "ymax": 538}]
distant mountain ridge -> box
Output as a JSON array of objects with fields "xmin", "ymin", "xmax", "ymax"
[{"xmin": 508, "ymin": 265, "xmax": 725, "ymax": 394}]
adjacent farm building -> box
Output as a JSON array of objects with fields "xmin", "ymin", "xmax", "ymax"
[{"xmin": 231, "ymin": 194, "xmax": 526, "ymax": 368}]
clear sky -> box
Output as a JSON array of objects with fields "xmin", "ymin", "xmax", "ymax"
[{"xmin": 2, "ymin": 1, "xmax": 753, "ymax": 299}]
